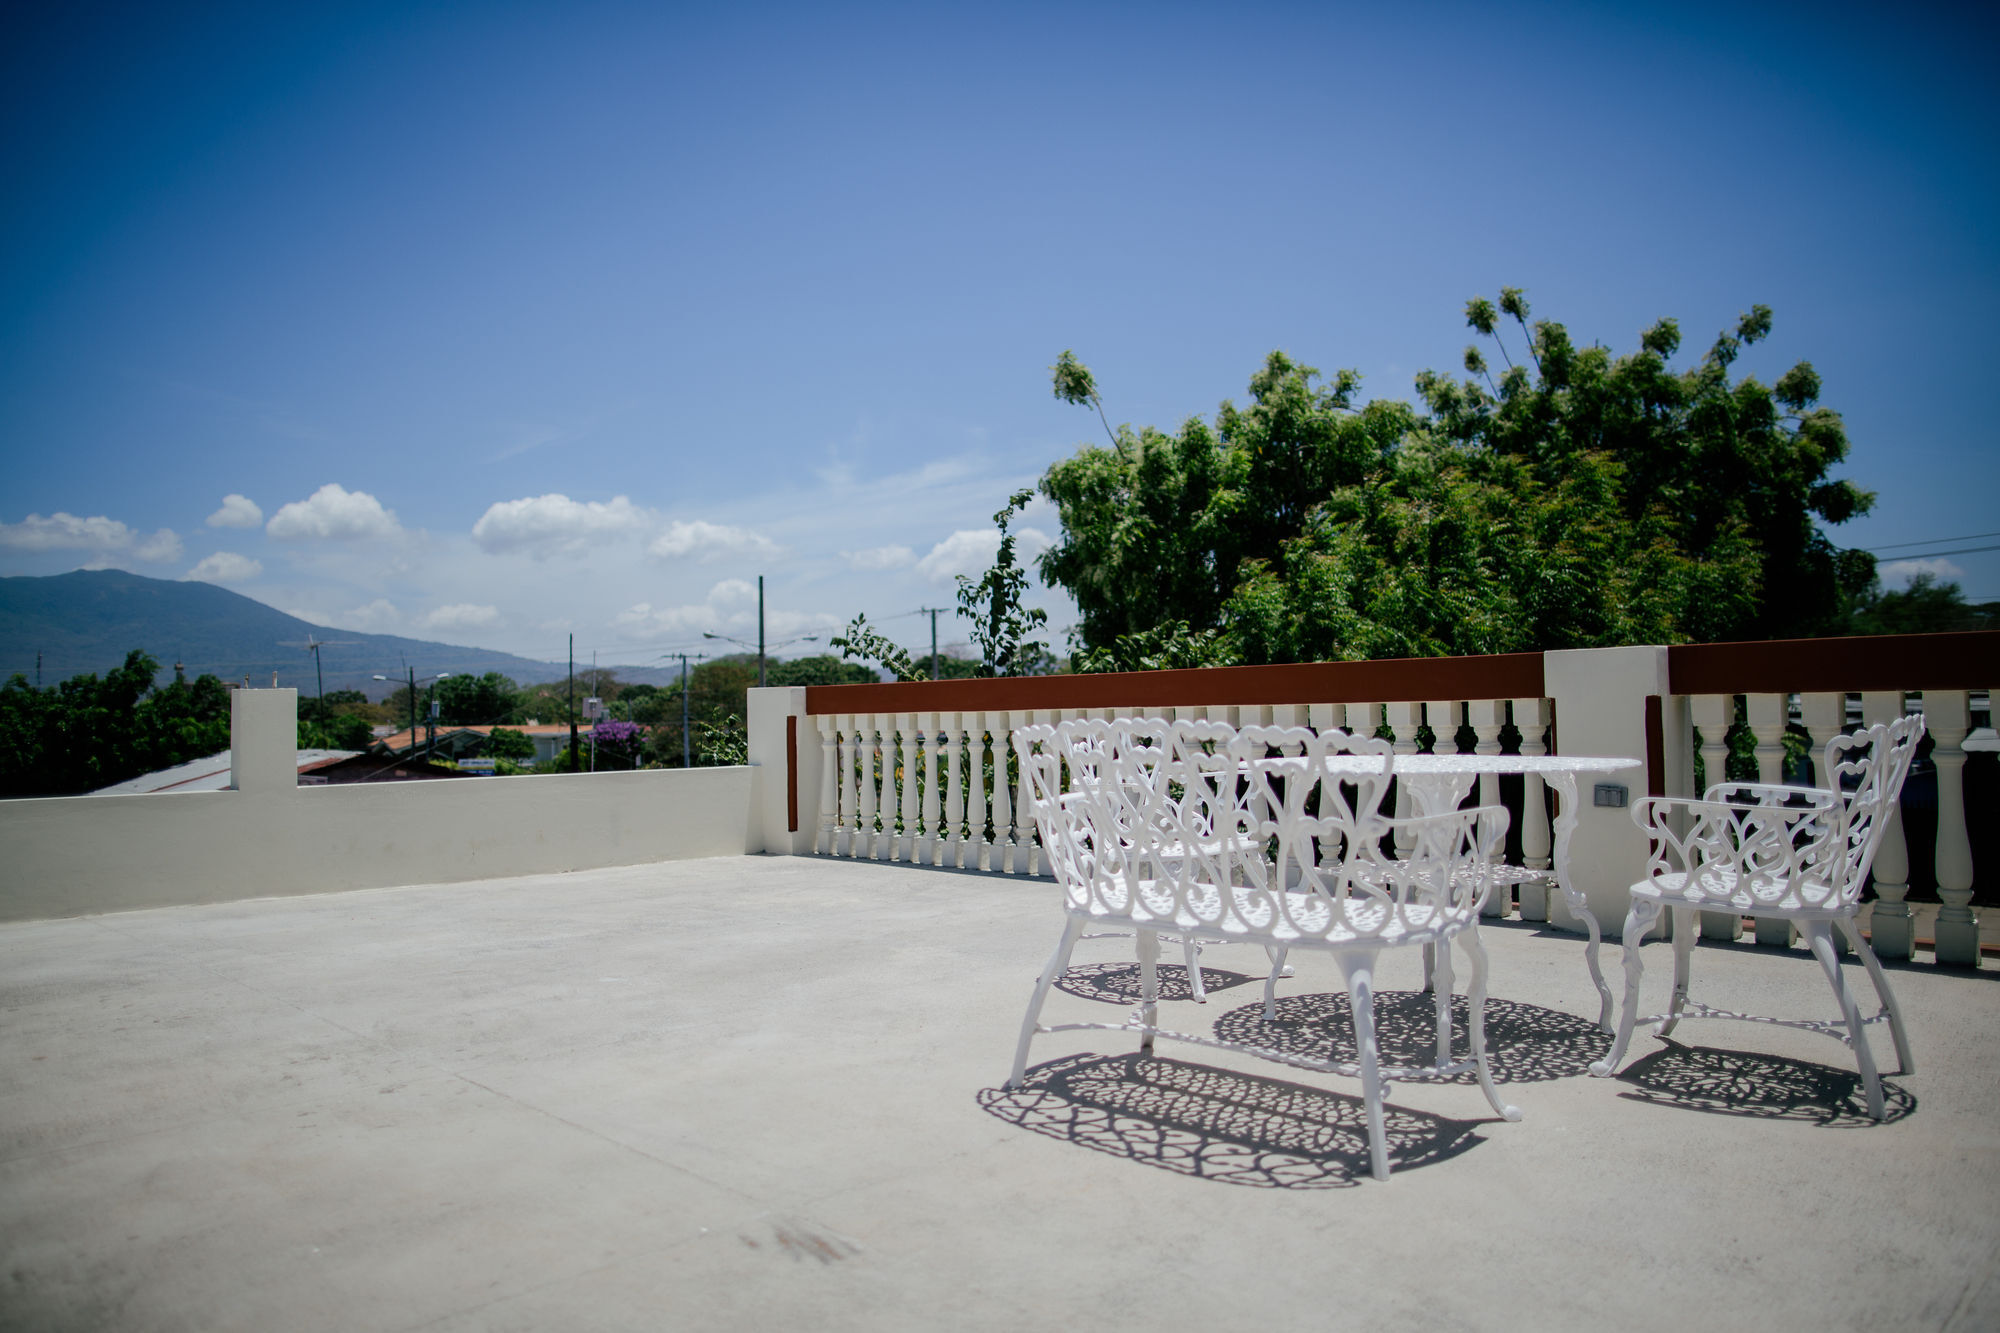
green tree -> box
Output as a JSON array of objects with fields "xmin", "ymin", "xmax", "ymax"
[
  {"xmin": 1848, "ymin": 573, "xmax": 2000, "ymax": 635},
  {"xmin": 830, "ymin": 615, "xmax": 926, "ymax": 681},
  {"xmin": 1040, "ymin": 294, "xmax": 1874, "ymax": 663},
  {"xmin": 431, "ymin": 672, "xmax": 520, "ymax": 726},
  {"xmin": 956, "ymin": 488, "xmax": 1050, "ymax": 676},
  {"xmin": 765, "ymin": 654, "xmax": 879, "ymax": 687},
  {"xmin": 484, "ymin": 727, "xmax": 537, "ymax": 760},
  {"xmin": 0, "ymin": 651, "xmax": 234, "ymax": 796}
]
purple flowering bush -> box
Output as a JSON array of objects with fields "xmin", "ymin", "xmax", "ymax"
[{"xmin": 589, "ymin": 719, "xmax": 647, "ymax": 771}]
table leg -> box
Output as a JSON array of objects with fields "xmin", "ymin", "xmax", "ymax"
[{"xmin": 1546, "ymin": 770, "xmax": 1614, "ymax": 1031}]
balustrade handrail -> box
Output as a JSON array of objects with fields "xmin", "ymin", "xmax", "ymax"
[
  {"xmin": 803, "ymin": 651, "xmax": 1546, "ymax": 715},
  {"xmin": 1668, "ymin": 630, "xmax": 1999, "ymax": 695}
]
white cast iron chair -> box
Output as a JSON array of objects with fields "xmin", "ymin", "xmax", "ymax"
[
  {"xmin": 1008, "ymin": 718, "xmax": 1519, "ymax": 1182},
  {"xmin": 1589, "ymin": 714, "xmax": 1925, "ymax": 1119}
]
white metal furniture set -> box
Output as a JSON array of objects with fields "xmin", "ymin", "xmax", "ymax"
[{"xmin": 1005, "ymin": 713, "xmax": 1927, "ymax": 1180}]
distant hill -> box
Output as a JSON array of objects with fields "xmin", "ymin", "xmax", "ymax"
[{"xmin": 0, "ymin": 570, "xmax": 575, "ymax": 698}]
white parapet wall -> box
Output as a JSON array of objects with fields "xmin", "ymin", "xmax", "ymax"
[{"xmin": 0, "ymin": 689, "xmax": 755, "ymax": 923}]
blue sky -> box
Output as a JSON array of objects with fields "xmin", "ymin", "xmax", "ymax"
[{"xmin": 2, "ymin": 0, "xmax": 1994, "ymax": 671}]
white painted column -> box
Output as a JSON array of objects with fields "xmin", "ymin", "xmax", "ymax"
[
  {"xmin": 1861, "ymin": 691, "xmax": 1914, "ymax": 959},
  {"xmin": 1513, "ymin": 698, "xmax": 1553, "ymax": 920},
  {"xmin": 836, "ymin": 716, "xmax": 857, "ymax": 856},
  {"xmin": 858, "ymin": 715, "xmax": 881, "ymax": 860},
  {"xmin": 229, "ymin": 688, "xmax": 298, "ymax": 792},
  {"xmin": 920, "ymin": 711, "xmax": 942, "ymax": 866},
  {"xmin": 1690, "ymin": 693, "xmax": 1740, "ymax": 940},
  {"xmin": 1745, "ymin": 692, "xmax": 1794, "ymax": 947},
  {"xmin": 1386, "ymin": 702, "xmax": 1422, "ymax": 857},
  {"xmin": 970, "ymin": 713, "xmax": 993, "ymax": 871},
  {"xmin": 1542, "ymin": 647, "xmax": 1670, "ymax": 937},
  {"xmin": 1928, "ymin": 691, "xmax": 1980, "ymax": 968},
  {"xmin": 1799, "ymin": 692, "xmax": 1850, "ymax": 954},
  {"xmin": 745, "ymin": 686, "xmax": 815, "ymax": 855},
  {"xmin": 816, "ymin": 716, "xmax": 837, "ymax": 855},
  {"xmin": 944, "ymin": 712, "xmax": 967, "ymax": 869},
  {"xmin": 896, "ymin": 713, "xmax": 919, "ymax": 862},
  {"xmin": 1469, "ymin": 700, "xmax": 1508, "ymax": 918}
]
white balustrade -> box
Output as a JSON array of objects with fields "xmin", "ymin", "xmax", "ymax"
[
  {"xmin": 1861, "ymin": 691, "xmax": 1915, "ymax": 959},
  {"xmin": 1929, "ymin": 691, "xmax": 1979, "ymax": 967},
  {"xmin": 1689, "ymin": 693, "xmax": 1740, "ymax": 940},
  {"xmin": 1745, "ymin": 693, "xmax": 1795, "ymax": 948},
  {"xmin": 1514, "ymin": 698, "xmax": 1553, "ymax": 921}
]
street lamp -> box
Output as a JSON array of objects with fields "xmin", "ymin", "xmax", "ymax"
[{"xmin": 373, "ymin": 670, "xmax": 452, "ymax": 759}]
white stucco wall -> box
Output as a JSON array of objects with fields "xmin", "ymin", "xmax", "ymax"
[{"xmin": 0, "ymin": 688, "xmax": 755, "ymax": 922}]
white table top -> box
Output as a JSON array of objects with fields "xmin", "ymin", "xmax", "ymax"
[{"xmin": 1261, "ymin": 753, "xmax": 1642, "ymax": 777}]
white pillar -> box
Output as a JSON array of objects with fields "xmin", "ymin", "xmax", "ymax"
[
  {"xmin": 1469, "ymin": 700, "xmax": 1508, "ymax": 918},
  {"xmin": 1861, "ymin": 692, "xmax": 1915, "ymax": 959},
  {"xmin": 229, "ymin": 688, "xmax": 298, "ymax": 793},
  {"xmin": 1745, "ymin": 692, "xmax": 1795, "ymax": 948},
  {"xmin": 1513, "ymin": 697, "xmax": 1553, "ymax": 920},
  {"xmin": 1928, "ymin": 691, "xmax": 1980, "ymax": 968},
  {"xmin": 1690, "ymin": 693, "xmax": 1741, "ymax": 941},
  {"xmin": 745, "ymin": 687, "xmax": 815, "ymax": 855},
  {"xmin": 1542, "ymin": 646, "xmax": 1670, "ymax": 937}
]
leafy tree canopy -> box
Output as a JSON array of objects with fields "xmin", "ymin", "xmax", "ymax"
[{"xmin": 1043, "ymin": 292, "xmax": 1878, "ymax": 664}]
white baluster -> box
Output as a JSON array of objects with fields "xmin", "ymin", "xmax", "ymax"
[
  {"xmin": 944, "ymin": 711, "xmax": 967, "ymax": 869},
  {"xmin": 897, "ymin": 713, "xmax": 919, "ymax": 862},
  {"xmin": 992, "ymin": 712, "xmax": 1016, "ymax": 874},
  {"xmin": 1514, "ymin": 698, "xmax": 1553, "ymax": 921},
  {"xmin": 836, "ymin": 715, "xmax": 857, "ymax": 858},
  {"xmin": 1272, "ymin": 704, "xmax": 1304, "ymax": 728},
  {"xmin": 1385, "ymin": 703, "xmax": 1422, "ymax": 859},
  {"xmin": 920, "ymin": 711, "xmax": 943, "ymax": 866},
  {"xmin": 1928, "ymin": 691, "xmax": 1979, "ymax": 968},
  {"xmin": 1800, "ymin": 693, "xmax": 1850, "ymax": 954},
  {"xmin": 970, "ymin": 714, "xmax": 991, "ymax": 871},
  {"xmin": 1307, "ymin": 702, "xmax": 1338, "ymax": 735},
  {"xmin": 1469, "ymin": 700, "xmax": 1508, "ymax": 918},
  {"xmin": 1746, "ymin": 693, "xmax": 1792, "ymax": 947},
  {"xmin": 1427, "ymin": 699, "xmax": 1463, "ymax": 754},
  {"xmin": 815, "ymin": 716, "xmax": 837, "ymax": 856},
  {"xmin": 1690, "ymin": 693, "xmax": 1740, "ymax": 939},
  {"xmin": 858, "ymin": 714, "xmax": 881, "ymax": 860},
  {"xmin": 1860, "ymin": 691, "xmax": 1915, "ymax": 960}
]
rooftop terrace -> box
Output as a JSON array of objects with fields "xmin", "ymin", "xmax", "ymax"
[{"xmin": 4, "ymin": 853, "xmax": 1995, "ymax": 1331}]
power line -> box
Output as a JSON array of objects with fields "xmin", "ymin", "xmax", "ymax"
[
  {"xmin": 1869, "ymin": 543, "xmax": 2000, "ymax": 562},
  {"xmin": 1864, "ymin": 530, "xmax": 2000, "ymax": 552}
]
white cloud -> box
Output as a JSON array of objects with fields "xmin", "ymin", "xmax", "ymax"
[
  {"xmin": 419, "ymin": 603, "xmax": 502, "ymax": 632},
  {"xmin": 206, "ymin": 494, "xmax": 263, "ymax": 528},
  {"xmin": 133, "ymin": 529, "xmax": 184, "ymax": 562},
  {"xmin": 914, "ymin": 526, "xmax": 1051, "ymax": 583},
  {"xmin": 319, "ymin": 598, "xmax": 402, "ymax": 632},
  {"xmin": 647, "ymin": 520, "xmax": 778, "ymax": 563},
  {"xmin": 267, "ymin": 483, "xmax": 402, "ymax": 541},
  {"xmin": 471, "ymin": 493, "xmax": 647, "ymax": 556},
  {"xmin": 612, "ymin": 579, "xmax": 760, "ymax": 639},
  {"xmin": 183, "ymin": 552, "xmax": 263, "ymax": 584},
  {"xmin": 0, "ymin": 511, "xmax": 179, "ymax": 562},
  {"xmin": 842, "ymin": 544, "xmax": 915, "ymax": 571},
  {"xmin": 1879, "ymin": 558, "xmax": 1965, "ymax": 587}
]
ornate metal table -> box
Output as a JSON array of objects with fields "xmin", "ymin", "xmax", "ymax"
[{"xmin": 1308, "ymin": 752, "xmax": 1644, "ymax": 1030}]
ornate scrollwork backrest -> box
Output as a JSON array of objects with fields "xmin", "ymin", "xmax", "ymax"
[
  {"xmin": 1021, "ymin": 716, "xmax": 1505, "ymax": 944},
  {"xmin": 1821, "ymin": 713, "xmax": 1925, "ymax": 904}
]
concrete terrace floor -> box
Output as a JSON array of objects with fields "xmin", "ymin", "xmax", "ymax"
[{"xmin": 3, "ymin": 855, "xmax": 1998, "ymax": 1333}]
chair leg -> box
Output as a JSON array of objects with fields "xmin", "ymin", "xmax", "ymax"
[
  {"xmin": 1008, "ymin": 917, "xmax": 1084, "ymax": 1089},
  {"xmin": 1432, "ymin": 931, "xmax": 1455, "ymax": 1070},
  {"xmin": 1263, "ymin": 946, "xmax": 1291, "ymax": 1021},
  {"xmin": 1657, "ymin": 907, "xmax": 1697, "ymax": 1038},
  {"xmin": 1336, "ymin": 950, "xmax": 1391, "ymax": 1181},
  {"xmin": 1136, "ymin": 928, "xmax": 1161, "ymax": 1056},
  {"xmin": 1459, "ymin": 927, "xmax": 1522, "ymax": 1122},
  {"xmin": 1181, "ymin": 935, "xmax": 1207, "ymax": 1003},
  {"xmin": 1590, "ymin": 898, "xmax": 1661, "ymax": 1077},
  {"xmin": 1420, "ymin": 941, "xmax": 1436, "ymax": 994},
  {"xmin": 1805, "ymin": 919, "xmax": 1885, "ymax": 1120},
  {"xmin": 1840, "ymin": 916, "xmax": 1914, "ymax": 1075}
]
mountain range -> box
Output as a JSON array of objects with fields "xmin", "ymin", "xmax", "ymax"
[{"xmin": 0, "ymin": 570, "xmax": 613, "ymax": 698}]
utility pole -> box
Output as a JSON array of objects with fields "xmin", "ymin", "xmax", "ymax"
[
  {"xmin": 919, "ymin": 607, "xmax": 946, "ymax": 680},
  {"xmin": 405, "ymin": 666, "xmax": 416, "ymax": 747},
  {"xmin": 757, "ymin": 575, "xmax": 766, "ymax": 688},
  {"xmin": 679, "ymin": 653, "xmax": 691, "ymax": 768},
  {"xmin": 568, "ymin": 633, "xmax": 579, "ymax": 771}
]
